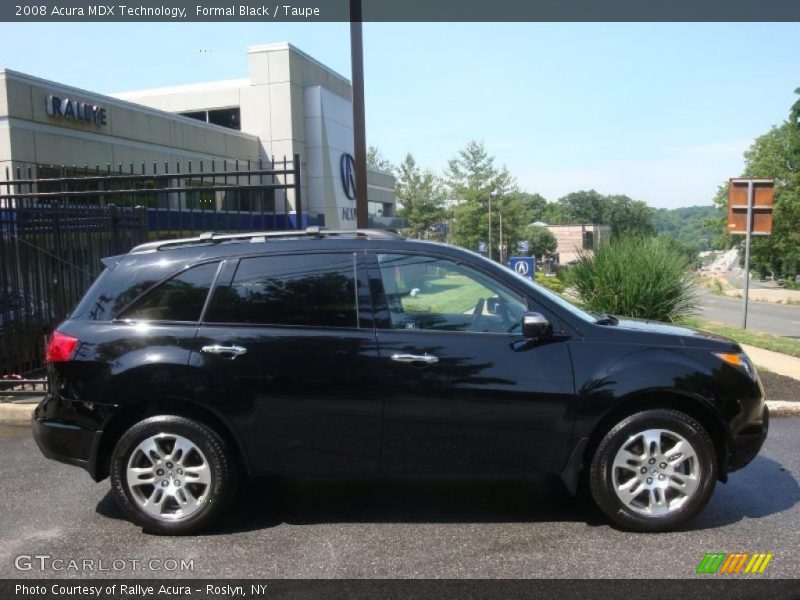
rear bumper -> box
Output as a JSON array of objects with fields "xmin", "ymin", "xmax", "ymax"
[
  {"xmin": 32, "ymin": 415, "xmax": 98, "ymax": 472},
  {"xmin": 32, "ymin": 393, "xmax": 113, "ymax": 480}
]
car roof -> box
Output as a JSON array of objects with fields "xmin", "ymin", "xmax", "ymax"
[{"xmin": 104, "ymin": 228, "xmax": 470, "ymax": 271}]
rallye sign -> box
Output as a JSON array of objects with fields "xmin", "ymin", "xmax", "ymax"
[{"xmin": 45, "ymin": 94, "xmax": 108, "ymax": 127}]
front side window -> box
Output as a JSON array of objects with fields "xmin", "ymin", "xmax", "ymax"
[
  {"xmin": 122, "ymin": 262, "xmax": 219, "ymax": 322},
  {"xmin": 205, "ymin": 253, "xmax": 357, "ymax": 328},
  {"xmin": 376, "ymin": 253, "xmax": 527, "ymax": 334}
]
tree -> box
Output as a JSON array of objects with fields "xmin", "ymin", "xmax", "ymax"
[
  {"xmin": 395, "ymin": 153, "xmax": 445, "ymax": 239},
  {"xmin": 524, "ymin": 225, "xmax": 557, "ymax": 258},
  {"xmin": 367, "ymin": 145, "xmax": 393, "ymax": 172},
  {"xmin": 652, "ymin": 205, "xmax": 720, "ymax": 257},
  {"xmin": 509, "ymin": 192, "xmax": 548, "ymax": 223},
  {"xmin": 445, "ymin": 141, "xmax": 523, "ymax": 259},
  {"xmin": 603, "ymin": 195, "xmax": 655, "ymax": 238},
  {"xmin": 556, "ymin": 190, "xmax": 606, "ymax": 224},
  {"xmin": 710, "ymin": 88, "xmax": 800, "ymax": 278},
  {"xmin": 549, "ymin": 190, "xmax": 655, "ymax": 238},
  {"xmin": 540, "ymin": 201, "xmax": 568, "ymax": 225}
]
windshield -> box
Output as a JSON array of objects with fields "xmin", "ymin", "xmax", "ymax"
[{"xmin": 507, "ymin": 269, "xmax": 597, "ymax": 323}]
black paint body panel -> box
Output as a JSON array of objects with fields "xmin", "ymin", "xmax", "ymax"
[{"xmin": 32, "ymin": 237, "xmax": 768, "ymax": 483}]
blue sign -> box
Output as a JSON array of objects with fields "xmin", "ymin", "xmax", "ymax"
[
  {"xmin": 340, "ymin": 153, "xmax": 356, "ymax": 200},
  {"xmin": 508, "ymin": 256, "xmax": 535, "ymax": 279},
  {"xmin": 517, "ymin": 240, "xmax": 531, "ymax": 254},
  {"xmin": 477, "ymin": 241, "xmax": 488, "ymax": 254}
]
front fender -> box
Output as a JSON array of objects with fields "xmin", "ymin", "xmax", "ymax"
[{"xmin": 571, "ymin": 344, "xmax": 729, "ymax": 440}]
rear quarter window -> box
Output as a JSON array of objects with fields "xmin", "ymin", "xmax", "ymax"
[{"xmin": 120, "ymin": 262, "xmax": 220, "ymax": 322}]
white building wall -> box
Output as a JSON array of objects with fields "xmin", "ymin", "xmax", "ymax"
[
  {"xmin": 0, "ymin": 69, "xmax": 261, "ymax": 175},
  {"xmin": 113, "ymin": 42, "xmax": 396, "ymax": 229},
  {"xmin": 304, "ymin": 86, "xmax": 359, "ymax": 229}
]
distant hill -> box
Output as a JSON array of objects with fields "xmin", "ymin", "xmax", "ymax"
[{"xmin": 653, "ymin": 205, "xmax": 721, "ymax": 252}]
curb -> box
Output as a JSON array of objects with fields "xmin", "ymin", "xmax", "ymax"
[
  {"xmin": 0, "ymin": 403, "xmax": 35, "ymax": 426},
  {"xmin": 1, "ymin": 400, "xmax": 799, "ymax": 427},
  {"xmin": 766, "ymin": 400, "xmax": 800, "ymax": 417}
]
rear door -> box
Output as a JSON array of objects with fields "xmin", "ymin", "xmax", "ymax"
[{"xmin": 193, "ymin": 250, "xmax": 382, "ymax": 475}]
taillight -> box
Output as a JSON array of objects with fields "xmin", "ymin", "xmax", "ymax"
[{"xmin": 45, "ymin": 331, "xmax": 78, "ymax": 363}]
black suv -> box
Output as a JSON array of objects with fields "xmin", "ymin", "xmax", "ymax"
[{"xmin": 33, "ymin": 228, "xmax": 768, "ymax": 534}]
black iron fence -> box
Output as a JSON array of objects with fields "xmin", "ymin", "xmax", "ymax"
[{"xmin": 0, "ymin": 154, "xmax": 302, "ymax": 380}]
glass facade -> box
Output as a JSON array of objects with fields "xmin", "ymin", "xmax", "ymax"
[{"xmin": 179, "ymin": 107, "xmax": 241, "ymax": 131}]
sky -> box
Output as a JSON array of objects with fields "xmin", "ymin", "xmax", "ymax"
[{"xmin": 0, "ymin": 22, "xmax": 798, "ymax": 208}]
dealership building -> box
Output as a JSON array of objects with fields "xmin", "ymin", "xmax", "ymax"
[{"xmin": 0, "ymin": 42, "xmax": 398, "ymax": 230}]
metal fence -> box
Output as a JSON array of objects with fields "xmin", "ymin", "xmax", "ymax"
[{"xmin": 0, "ymin": 154, "xmax": 302, "ymax": 381}]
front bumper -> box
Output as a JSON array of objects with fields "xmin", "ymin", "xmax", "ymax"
[{"xmin": 728, "ymin": 404, "xmax": 769, "ymax": 472}]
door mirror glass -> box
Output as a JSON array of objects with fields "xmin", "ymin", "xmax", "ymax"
[{"xmin": 522, "ymin": 312, "xmax": 551, "ymax": 339}]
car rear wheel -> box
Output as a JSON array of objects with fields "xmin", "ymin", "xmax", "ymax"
[
  {"xmin": 589, "ymin": 409, "xmax": 717, "ymax": 532},
  {"xmin": 110, "ymin": 415, "xmax": 237, "ymax": 535}
]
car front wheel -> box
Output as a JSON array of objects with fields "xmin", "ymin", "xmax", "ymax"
[
  {"xmin": 589, "ymin": 408, "xmax": 717, "ymax": 532},
  {"xmin": 110, "ymin": 415, "xmax": 237, "ymax": 535}
]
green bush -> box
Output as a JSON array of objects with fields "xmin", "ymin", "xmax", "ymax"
[
  {"xmin": 568, "ymin": 236, "xmax": 698, "ymax": 322},
  {"xmin": 534, "ymin": 272, "xmax": 564, "ymax": 293}
]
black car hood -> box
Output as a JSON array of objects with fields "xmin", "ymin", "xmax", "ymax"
[{"xmin": 603, "ymin": 317, "xmax": 740, "ymax": 351}]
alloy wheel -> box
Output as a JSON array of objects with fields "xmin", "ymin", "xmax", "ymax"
[
  {"xmin": 611, "ymin": 428, "xmax": 700, "ymax": 517},
  {"xmin": 125, "ymin": 433, "xmax": 212, "ymax": 521}
]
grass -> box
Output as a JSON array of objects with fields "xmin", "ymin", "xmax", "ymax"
[
  {"xmin": 402, "ymin": 274, "xmax": 490, "ymax": 314},
  {"xmin": 679, "ymin": 317, "xmax": 800, "ymax": 358}
]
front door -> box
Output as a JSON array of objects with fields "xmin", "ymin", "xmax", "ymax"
[
  {"xmin": 369, "ymin": 252, "xmax": 575, "ymax": 474},
  {"xmin": 193, "ymin": 250, "xmax": 382, "ymax": 475}
]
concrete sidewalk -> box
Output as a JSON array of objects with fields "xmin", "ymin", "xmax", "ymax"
[
  {"xmin": 723, "ymin": 287, "xmax": 800, "ymax": 305},
  {"xmin": 742, "ymin": 344, "xmax": 800, "ymax": 380}
]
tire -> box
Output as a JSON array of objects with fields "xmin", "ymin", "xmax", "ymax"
[
  {"xmin": 589, "ymin": 409, "xmax": 717, "ymax": 533},
  {"xmin": 110, "ymin": 415, "xmax": 238, "ymax": 535}
]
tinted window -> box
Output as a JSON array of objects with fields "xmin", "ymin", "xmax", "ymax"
[
  {"xmin": 377, "ymin": 253, "xmax": 526, "ymax": 333},
  {"xmin": 205, "ymin": 253, "xmax": 357, "ymax": 328},
  {"xmin": 122, "ymin": 262, "xmax": 219, "ymax": 322}
]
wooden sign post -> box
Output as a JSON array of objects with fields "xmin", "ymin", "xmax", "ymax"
[{"xmin": 727, "ymin": 178, "xmax": 774, "ymax": 329}]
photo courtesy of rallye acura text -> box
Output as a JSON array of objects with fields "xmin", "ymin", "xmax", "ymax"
[{"xmin": 33, "ymin": 228, "xmax": 768, "ymax": 535}]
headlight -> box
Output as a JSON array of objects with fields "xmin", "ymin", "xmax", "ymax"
[{"xmin": 714, "ymin": 352, "xmax": 757, "ymax": 378}]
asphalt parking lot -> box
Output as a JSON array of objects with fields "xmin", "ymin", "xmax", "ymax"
[{"xmin": 1, "ymin": 419, "xmax": 798, "ymax": 580}]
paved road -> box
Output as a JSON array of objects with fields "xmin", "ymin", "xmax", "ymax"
[
  {"xmin": 697, "ymin": 290, "xmax": 800, "ymax": 338},
  {"xmin": 1, "ymin": 419, "xmax": 798, "ymax": 579}
]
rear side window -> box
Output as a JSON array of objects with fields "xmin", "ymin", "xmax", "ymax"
[
  {"xmin": 122, "ymin": 262, "xmax": 219, "ymax": 322},
  {"xmin": 205, "ymin": 253, "xmax": 357, "ymax": 328}
]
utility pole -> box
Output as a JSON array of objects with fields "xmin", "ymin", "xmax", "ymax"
[{"xmin": 349, "ymin": 0, "xmax": 369, "ymax": 229}]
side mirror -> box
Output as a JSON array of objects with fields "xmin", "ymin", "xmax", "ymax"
[{"xmin": 522, "ymin": 312, "xmax": 552, "ymax": 339}]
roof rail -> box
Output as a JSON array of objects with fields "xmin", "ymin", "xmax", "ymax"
[{"xmin": 129, "ymin": 227, "xmax": 403, "ymax": 253}]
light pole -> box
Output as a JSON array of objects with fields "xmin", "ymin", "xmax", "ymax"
[
  {"xmin": 488, "ymin": 192, "xmax": 493, "ymax": 261},
  {"xmin": 499, "ymin": 209, "xmax": 504, "ymax": 265},
  {"xmin": 349, "ymin": 0, "xmax": 368, "ymax": 229}
]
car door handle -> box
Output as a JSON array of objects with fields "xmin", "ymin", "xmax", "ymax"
[
  {"xmin": 390, "ymin": 353, "xmax": 439, "ymax": 365},
  {"xmin": 201, "ymin": 344, "xmax": 248, "ymax": 357}
]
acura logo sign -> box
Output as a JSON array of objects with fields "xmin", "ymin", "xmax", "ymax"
[{"xmin": 340, "ymin": 153, "xmax": 356, "ymax": 201}]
